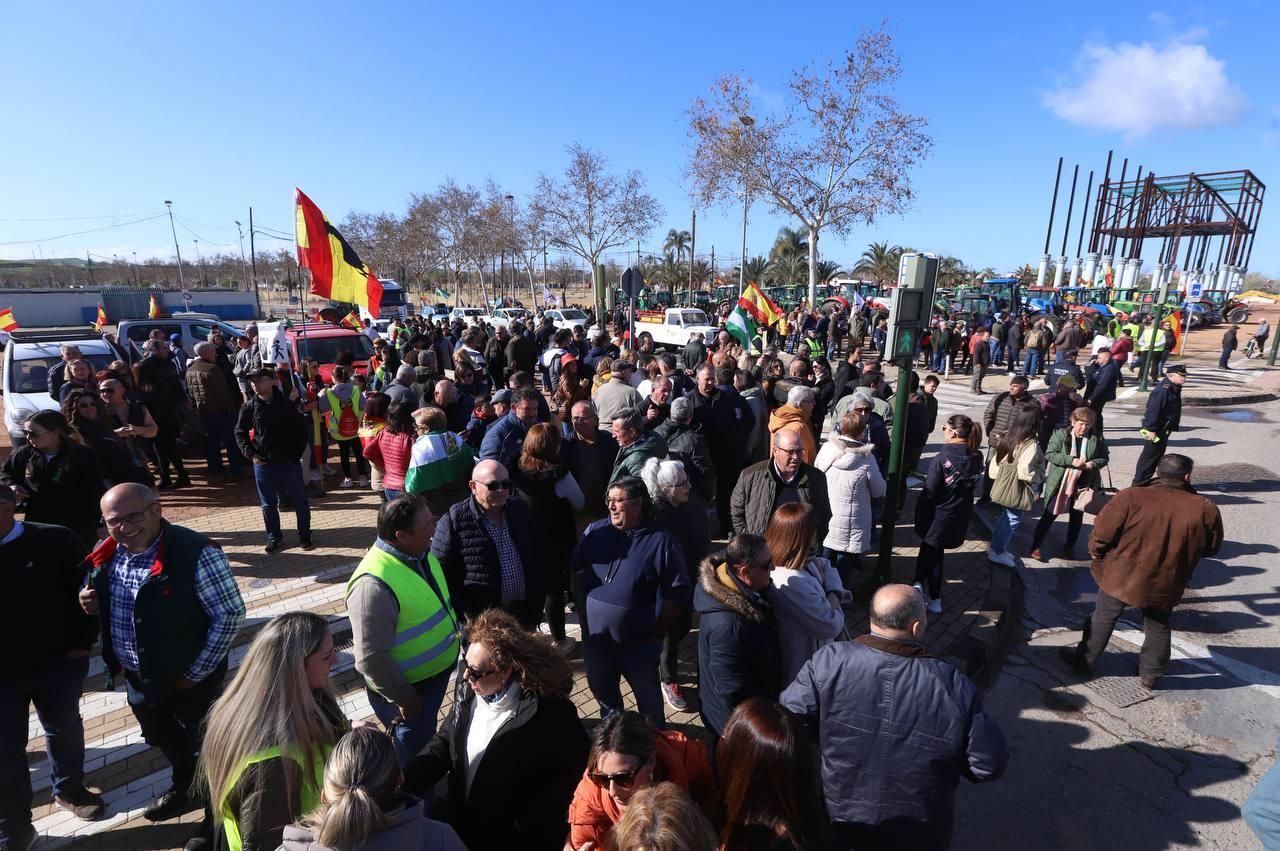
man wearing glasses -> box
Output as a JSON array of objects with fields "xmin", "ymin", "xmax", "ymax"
[
  {"xmin": 431, "ymin": 459, "xmax": 542, "ymax": 628},
  {"xmin": 563, "ymin": 400, "xmax": 619, "ymax": 521},
  {"xmin": 78, "ymin": 483, "xmax": 245, "ymax": 844},
  {"xmin": 730, "ymin": 429, "xmax": 831, "ymax": 540}
]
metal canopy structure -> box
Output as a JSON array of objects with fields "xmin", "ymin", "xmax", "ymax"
[{"xmin": 1088, "ymin": 169, "xmax": 1265, "ymax": 271}]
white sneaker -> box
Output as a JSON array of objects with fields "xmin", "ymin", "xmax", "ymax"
[
  {"xmin": 927, "ymin": 597, "xmax": 943, "ymax": 614},
  {"xmin": 340, "ymin": 477, "xmax": 355, "ymax": 488},
  {"xmin": 912, "ymin": 582, "xmax": 930, "ymax": 606},
  {"xmin": 357, "ymin": 477, "xmax": 369, "ymax": 488},
  {"xmin": 308, "ymin": 469, "xmax": 321, "ymax": 483},
  {"xmin": 987, "ymin": 548, "xmax": 1016, "ymax": 568}
]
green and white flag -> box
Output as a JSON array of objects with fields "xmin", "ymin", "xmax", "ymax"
[
  {"xmin": 725, "ymin": 304, "xmax": 758, "ymax": 353},
  {"xmin": 434, "ymin": 287, "xmax": 450, "ymax": 299}
]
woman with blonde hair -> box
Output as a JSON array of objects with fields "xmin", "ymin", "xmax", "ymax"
[
  {"xmin": 281, "ymin": 727, "xmax": 465, "ymax": 851},
  {"xmin": 766, "ymin": 502, "xmax": 850, "ymax": 686},
  {"xmin": 404, "ymin": 608, "xmax": 587, "ymax": 850},
  {"xmin": 609, "ymin": 782, "xmax": 717, "ymax": 851},
  {"xmin": 200, "ymin": 612, "xmax": 347, "ymax": 851}
]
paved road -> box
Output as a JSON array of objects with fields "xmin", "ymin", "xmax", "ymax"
[{"xmin": 940, "ymin": 378, "xmax": 1280, "ymax": 849}]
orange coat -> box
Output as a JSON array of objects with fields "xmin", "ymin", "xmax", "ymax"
[
  {"xmin": 768, "ymin": 404, "xmax": 817, "ymax": 464},
  {"xmin": 567, "ymin": 729, "xmax": 715, "ymax": 849}
]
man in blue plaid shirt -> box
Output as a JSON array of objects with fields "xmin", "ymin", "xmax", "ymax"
[{"xmin": 80, "ymin": 483, "xmax": 245, "ymax": 849}]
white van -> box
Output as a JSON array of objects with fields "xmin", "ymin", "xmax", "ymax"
[{"xmin": 2, "ymin": 330, "xmax": 117, "ymax": 445}]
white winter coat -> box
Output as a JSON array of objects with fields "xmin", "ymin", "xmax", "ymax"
[
  {"xmin": 770, "ymin": 557, "xmax": 851, "ymax": 686},
  {"xmin": 814, "ymin": 432, "xmax": 886, "ymax": 555}
]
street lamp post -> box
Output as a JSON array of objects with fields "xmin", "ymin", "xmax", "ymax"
[
  {"xmin": 164, "ymin": 200, "xmax": 186, "ymax": 289},
  {"xmin": 193, "ymin": 240, "xmax": 205, "ymax": 286},
  {"xmin": 738, "ymin": 114, "xmax": 754, "ymax": 292},
  {"xmin": 131, "ymin": 251, "xmax": 139, "ymax": 287}
]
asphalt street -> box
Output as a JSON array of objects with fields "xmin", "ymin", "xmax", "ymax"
[{"xmin": 936, "ymin": 375, "xmax": 1280, "ymax": 849}]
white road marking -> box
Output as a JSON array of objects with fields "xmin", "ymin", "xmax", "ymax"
[{"xmin": 1113, "ymin": 625, "xmax": 1280, "ymax": 700}]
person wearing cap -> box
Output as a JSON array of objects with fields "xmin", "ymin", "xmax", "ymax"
[
  {"xmin": 1133, "ymin": 364, "xmax": 1185, "ymax": 484},
  {"xmin": 1044, "ymin": 347, "xmax": 1085, "ymax": 391},
  {"xmin": 1220, "ymin": 324, "xmax": 1239, "ymax": 369},
  {"xmin": 593, "ymin": 359, "xmax": 643, "ymax": 424},
  {"xmin": 1083, "ymin": 347, "xmax": 1121, "ymax": 429},
  {"xmin": 235, "ymin": 369, "xmax": 314, "ymax": 552},
  {"xmin": 166, "ymin": 333, "xmax": 190, "ymax": 376},
  {"xmin": 1038, "ymin": 374, "xmax": 1081, "ymax": 450},
  {"xmin": 978, "ymin": 375, "xmax": 1037, "ymax": 503}
]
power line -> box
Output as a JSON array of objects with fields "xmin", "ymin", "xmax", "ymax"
[
  {"xmin": 0, "ymin": 211, "xmax": 158, "ymax": 222},
  {"xmin": 0, "ymin": 214, "xmax": 167, "ymax": 246},
  {"xmin": 173, "ymin": 216, "xmax": 235, "ymax": 247}
]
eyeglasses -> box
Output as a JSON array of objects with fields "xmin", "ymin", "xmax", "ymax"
[
  {"xmin": 774, "ymin": 446, "xmax": 804, "ymax": 456},
  {"xmin": 104, "ymin": 505, "xmax": 155, "ymax": 529},
  {"xmin": 606, "ymin": 496, "xmax": 638, "ymax": 508},
  {"xmin": 75, "ymin": 401, "xmax": 96, "ymax": 409},
  {"xmin": 23, "ymin": 429, "xmax": 48, "ymax": 439},
  {"xmin": 588, "ymin": 761, "xmax": 649, "ymax": 789},
  {"xmin": 475, "ymin": 479, "xmax": 512, "ymax": 491},
  {"xmin": 672, "ymin": 479, "xmax": 691, "ymax": 490},
  {"xmin": 463, "ymin": 662, "xmax": 498, "ymax": 681}
]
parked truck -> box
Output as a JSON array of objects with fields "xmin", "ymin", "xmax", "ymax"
[{"xmin": 626, "ymin": 307, "xmax": 719, "ymax": 349}]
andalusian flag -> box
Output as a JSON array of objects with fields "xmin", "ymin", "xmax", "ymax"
[
  {"xmin": 93, "ymin": 304, "xmax": 108, "ymax": 332},
  {"xmin": 148, "ymin": 293, "xmax": 164, "ymax": 319},
  {"xmin": 295, "ymin": 188, "xmax": 383, "ymax": 317},
  {"xmin": 434, "ymin": 287, "xmax": 449, "ymax": 299},
  {"xmin": 725, "ymin": 305, "xmax": 758, "ymax": 352},
  {"xmin": 339, "ymin": 309, "xmax": 362, "ymax": 331},
  {"xmin": 738, "ymin": 282, "xmax": 783, "ymax": 326},
  {"xmin": 404, "ymin": 431, "xmax": 476, "ymax": 494},
  {"xmin": 0, "ymin": 308, "xmax": 18, "ymax": 332}
]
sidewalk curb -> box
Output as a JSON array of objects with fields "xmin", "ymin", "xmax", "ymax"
[
  {"xmin": 939, "ymin": 509, "xmax": 1024, "ymax": 686},
  {"xmin": 1182, "ymin": 390, "xmax": 1278, "ymax": 407}
]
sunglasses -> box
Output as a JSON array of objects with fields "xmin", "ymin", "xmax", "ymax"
[
  {"xmin": 475, "ymin": 479, "xmax": 512, "ymax": 491},
  {"xmin": 463, "ymin": 662, "xmax": 498, "ymax": 681},
  {"xmin": 23, "ymin": 429, "xmax": 48, "ymax": 439},
  {"xmin": 588, "ymin": 761, "xmax": 649, "ymax": 789}
]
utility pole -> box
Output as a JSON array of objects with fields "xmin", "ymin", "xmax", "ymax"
[
  {"xmin": 164, "ymin": 200, "xmax": 186, "ymax": 289},
  {"xmin": 738, "ymin": 114, "xmax": 755, "ymax": 293},
  {"xmin": 689, "ymin": 209, "xmax": 696, "ymax": 306},
  {"xmin": 193, "ymin": 240, "xmax": 205, "ymax": 286},
  {"xmin": 249, "ymin": 207, "xmax": 259, "ymax": 314},
  {"xmin": 86, "ymin": 251, "xmax": 95, "ymax": 286},
  {"xmin": 132, "ymin": 251, "xmax": 140, "ymax": 287}
]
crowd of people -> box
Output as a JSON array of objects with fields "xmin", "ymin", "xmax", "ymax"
[{"xmin": 1, "ymin": 298, "xmax": 1241, "ymax": 851}]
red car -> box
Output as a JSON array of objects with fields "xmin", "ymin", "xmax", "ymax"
[{"xmin": 284, "ymin": 323, "xmax": 375, "ymax": 383}]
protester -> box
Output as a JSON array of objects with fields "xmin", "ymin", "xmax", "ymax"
[
  {"xmin": 913, "ymin": 414, "xmax": 983, "ymax": 613},
  {"xmin": 567, "ymin": 711, "xmax": 714, "ymax": 850},
  {"xmin": 0, "ymin": 485, "xmax": 102, "ymax": 850},
  {"xmin": 609, "ymin": 782, "xmax": 717, "ymax": 851},
  {"xmin": 595, "ymin": 359, "xmax": 643, "ymax": 423},
  {"xmin": 280, "ymin": 727, "xmax": 465, "ymax": 851},
  {"xmin": 690, "ymin": 363, "xmax": 755, "ymax": 532},
  {"xmin": 434, "ymin": 378, "xmax": 472, "ymax": 433},
  {"xmin": 768, "ymin": 384, "xmax": 818, "ymax": 464},
  {"xmin": 56, "ymin": 359, "xmax": 98, "ymax": 403},
  {"xmin": 200, "ymin": 612, "xmax": 347, "ymax": 851},
  {"xmin": 403, "ymin": 608, "xmax": 588, "ymax": 850},
  {"xmin": 361, "ymin": 399, "xmax": 416, "ymax": 501},
  {"xmin": 653, "ymin": 395, "xmax": 716, "ymax": 503},
  {"xmin": 46, "ymin": 343, "xmax": 83, "ymax": 398},
  {"xmin": 319, "ymin": 365, "xmax": 370, "ymax": 488},
  {"xmin": 187, "ymin": 341, "xmax": 245, "ymax": 483},
  {"xmin": 1038, "ymin": 375, "xmax": 1080, "ymax": 447},
  {"xmin": 510, "ymin": 423, "xmax": 584, "ymax": 653},
  {"xmin": 1083, "ymin": 346, "xmax": 1120, "ymax": 429},
  {"xmin": 403, "ymin": 406, "xmax": 475, "ymax": 520},
  {"xmin": 2, "ymin": 410, "xmax": 103, "ymax": 548},
  {"xmin": 730, "ymin": 429, "xmax": 830, "ymax": 539},
  {"xmin": 572, "ymin": 477, "xmax": 690, "ymax": 725},
  {"xmin": 346, "ymin": 495, "xmax": 460, "ymax": 765},
  {"xmin": 815, "ymin": 407, "xmax": 886, "ymax": 584},
  {"xmin": 782, "ymin": 584, "xmax": 1008, "ymax": 851},
  {"xmin": 1030, "ymin": 406, "xmax": 1110, "ymax": 561},
  {"xmin": 562, "ymin": 400, "xmax": 619, "ymax": 520},
  {"xmin": 1133, "ymin": 364, "xmax": 1186, "ymax": 485},
  {"xmin": 695, "ymin": 533, "xmax": 780, "ymax": 737},
  {"xmin": 357, "ymin": 392, "xmax": 391, "ymax": 499},
  {"xmin": 479, "ymin": 386, "xmax": 539, "ymax": 469},
  {"xmin": 79, "ymin": 483, "xmax": 246, "ymax": 841},
  {"xmin": 236, "ymin": 369, "xmax": 313, "ymax": 553},
  {"xmin": 133, "ymin": 336, "xmax": 191, "ymax": 489},
  {"xmin": 714, "ymin": 698, "xmax": 826, "ymax": 851},
  {"xmin": 1061, "ymin": 454, "xmax": 1224, "ymax": 689},
  {"xmin": 979, "ymin": 375, "xmax": 1036, "ymax": 503},
  {"xmin": 986, "ymin": 406, "xmax": 1045, "ymax": 568},
  {"xmin": 609, "ymin": 407, "xmax": 669, "ymax": 484},
  {"xmin": 766, "ymin": 502, "xmax": 850, "ymax": 685},
  {"xmin": 641, "ymin": 458, "xmax": 710, "ymax": 713},
  {"xmin": 552, "ymin": 353, "xmax": 591, "ymax": 423}
]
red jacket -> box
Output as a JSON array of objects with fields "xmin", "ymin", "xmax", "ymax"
[{"xmin": 363, "ymin": 430, "xmax": 414, "ymax": 490}]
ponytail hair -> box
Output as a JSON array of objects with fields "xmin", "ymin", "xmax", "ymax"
[
  {"xmin": 944, "ymin": 414, "xmax": 983, "ymax": 454},
  {"xmin": 303, "ymin": 727, "xmax": 400, "ymax": 849}
]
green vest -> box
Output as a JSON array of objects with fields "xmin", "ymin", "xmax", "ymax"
[
  {"xmin": 220, "ymin": 744, "xmax": 329, "ymax": 851},
  {"xmin": 323, "ymin": 388, "xmax": 363, "ymax": 441},
  {"xmin": 345, "ymin": 548, "xmax": 460, "ymax": 689},
  {"xmin": 803, "ymin": 337, "xmax": 822, "ymax": 358}
]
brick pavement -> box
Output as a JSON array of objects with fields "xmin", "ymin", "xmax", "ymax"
[{"xmin": 23, "ymin": 466, "xmax": 1011, "ymax": 849}]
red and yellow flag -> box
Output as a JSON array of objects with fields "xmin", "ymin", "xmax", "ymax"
[
  {"xmin": 1167, "ymin": 308, "xmax": 1183, "ymax": 348},
  {"xmin": 0, "ymin": 307, "xmax": 18, "ymax": 332},
  {"xmin": 339, "ymin": 309, "xmax": 362, "ymax": 331},
  {"xmin": 148, "ymin": 293, "xmax": 163, "ymax": 319},
  {"xmin": 93, "ymin": 304, "xmax": 108, "ymax": 332},
  {"xmin": 738, "ymin": 282, "xmax": 783, "ymax": 327},
  {"xmin": 295, "ymin": 188, "xmax": 383, "ymax": 317}
]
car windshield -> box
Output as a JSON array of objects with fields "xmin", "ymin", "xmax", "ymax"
[
  {"xmin": 294, "ymin": 334, "xmax": 374, "ymax": 364},
  {"xmin": 681, "ymin": 310, "xmax": 708, "ymax": 325},
  {"xmin": 559, "ymin": 309, "xmax": 587, "ymax": 321},
  {"xmin": 9, "ymin": 354, "xmax": 115, "ymax": 395}
]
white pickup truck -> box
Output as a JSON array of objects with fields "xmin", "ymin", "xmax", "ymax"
[
  {"xmin": 482, "ymin": 307, "xmax": 531, "ymax": 329},
  {"xmin": 631, "ymin": 308, "xmax": 719, "ymax": 349}
]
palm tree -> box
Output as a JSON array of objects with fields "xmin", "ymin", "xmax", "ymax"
[
  {"xmin": 663, "ymin": 229, "xmax": 692, "ymax": 262},
  {"xmin": 769, "ymin": 226, "xmax": 807, "ymax": 262},
  {"xmin": 688, "ymin": 259, "xmax": 713, "ymax": 288},
  {"xmin": 815, "ymin": 259, "xmax": 842, "ymax": 283},
  {"xmin": 770, "ymin": 254, "xmax": 807, "ymax": 287},
  {"xmin": 854, "ymin": 241, "xmax": 903, "ymax": 286},
  {"xmin": 937, "ymin": 256, "xmax": 971, "ymax": 289},
  {"xmin": 652, "ymin": 253, "xmax": 685, "ymax": 289},
  {"xmin": 733, "ymin": 255, "xmax": 772, "ymax": 286}
]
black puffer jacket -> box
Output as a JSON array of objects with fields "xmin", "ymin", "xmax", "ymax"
[
  {"xmin": 1, "ymin": 441, "xmax": 103, "ymax": 548},
  {"xmin": 655, "ymin": 420, "xmax": 717, "ymax": 501},
  {"xmin": 511, "ymin": 464, "xmax": 578, "ymax": 589},
  {"xmin": 694, "ymin": 554, "xmax": 780, "ymax": 737},
  {"xmin": 781, "ymin": 635, "xmax": 1008, "ymax": 844},
  {"xmin": 234, "ymin": 387, "xmax": 308, "ymax": 464},
  {"xmin": 431, "ymin": 495, "xmax": 543, "ymax": 626}
]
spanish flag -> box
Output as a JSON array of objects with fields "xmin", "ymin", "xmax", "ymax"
[
  {"xmin": 93, "ymin": 304, "xmax": 108, "ymax": 332},
  {"xmin": 340, "ymin": 309, "xmax": 362, "ymax": 331},
  {"xmin": 0, "ymin": 307, "xmax": 17, "ymax": 332},
  {"xmin": 148, "ymin": 293, "xmax": 164, "ymax": 319},
  {"xmin": 738, "ymin": 282, "xmax": 783, "ymax": 327},
  {"xmin": 295, "ymin": 188, "xmax": 383, "ymax": 317}
]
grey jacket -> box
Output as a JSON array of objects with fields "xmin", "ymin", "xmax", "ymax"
[
  {"xmin": 729, "ymin": 459, "xmax": 830, "ymax": 540},
  {"xmin": 277, "ymin": 793, "xmax": 466, "ymax": 851}
]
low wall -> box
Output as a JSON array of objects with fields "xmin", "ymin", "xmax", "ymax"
[{"xmin": 0, "ymin": 289, "xmax": 258, "ymax": 326}]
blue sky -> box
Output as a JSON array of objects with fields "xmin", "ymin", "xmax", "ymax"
[{"xmin": 2, "ymin": 0, "xmax": 1277, "ymax": 276}]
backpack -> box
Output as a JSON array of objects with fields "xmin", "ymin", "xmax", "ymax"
[
  {"xmin": 336, "ymin": 397, "xmax": 359, "ymax": 438},
  {"xmin": 1026, "ymin": 328, "xmax": 1045, "ymax": 349}
]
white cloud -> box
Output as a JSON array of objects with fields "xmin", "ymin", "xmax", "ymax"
[{"xmin": 1043, "ymin": 41, "xmax": 1247, "ymax": 137}]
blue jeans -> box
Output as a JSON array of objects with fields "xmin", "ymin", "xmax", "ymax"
[
  {"xmin": 0, "ymin": 655, "xmax": 89, "ymax": 840},
  {"xmin": 991, "ymin": 507, "xmax": 1026, "ymax": 554},
  {"xmin": 252, "ymin": 462, "xmax": 311, "ymax": 541},
  {"xmin": 824, "ymin": 547, "xmax": 863, "ymax": 588},
  {"xmin": 581, "ymin": 635, "xmax": 664, "ymax": 727},
  {"xmin": 931, "ymin": 351, "xmax": 947, "ymax": 372},
  {"xmin": 1023, "ymin": 349, "xmax": 1043, "ymax": 377},
  {"xmin": 990, "ymin": 338, "xmax": 1004, "ymax": 364},
  {"xmin": 1245, "ymin": 741, "xmax": 1280, "ymax": 848},
  {"xmin": 383, "ymin": 488, "xmax": 403, "ymax": 501},
  {"xmin": 201, "ymin": 411, "xmax": 243, "ymax": 474},
  {"xmin": 366, "ymin": 666, "xmax": 452, "ymax": 767}
]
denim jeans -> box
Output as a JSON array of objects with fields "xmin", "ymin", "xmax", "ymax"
[
  {"xmin": 383, "ymin": 488, "xmax": 403, "ymax": 501},
  {"xmin": 990, "ymin": 338, "xmax": 1004, "ymax": 365},
  {"xmin": 824, "ymin": 547, "xmax": 864, "ymax": 589},
  {"xmin": 581, "ymin": 635, "xmax": 664, "ymax": 727},
  {"xmin": 252, "ymin": 461, "xmax": 311, "ymax": 541},
  {"xmin": 1244, "ymin": 740, "xmax": 1280, "ymax": 849},
  {"xmin": 124, "ymin": 659, "xmax": 227, "ymax": 796},
  {"xmin": 991, "ymin": 507, "xmax": 1026, "ymax": 554},
  {"xmin": 365, "ymin": 666, "xmax": 453, "ymax": 767},
  {"xmin": 931, "ymin": 351, "xmax": 947, "ymax": 372},
  {"xmin": 200, "ymin": 411, "xmax": 243, "ymax": 473},
  {"xmin": 1023, "ymin": 349, "xmax": 1043, "ymax": 377},
  {"xmin": 0, "ymin": 655, "xmax": 89, "ymax": 840}
]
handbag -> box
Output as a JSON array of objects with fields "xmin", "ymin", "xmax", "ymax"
[
  {"xmin": 990, "ymin": 457, "xmax": 1034, "ymax": 511},
  {"xmin": 1074, "ymin": 465, "xmax": 1115, "ymax": 515}
]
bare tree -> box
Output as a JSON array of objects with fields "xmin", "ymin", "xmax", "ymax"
[
  {"xmin": 434, "ymin": 180, "xmax": 490, "ymax": 307},
  {"xmin": 534, "ymin": 143, "xmax": 663, "ymax": 320},
  {"xmin": 686, "ymin": 26, "xmax": 931, "ymax": 305}
]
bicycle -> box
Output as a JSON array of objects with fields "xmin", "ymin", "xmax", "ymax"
[{"xmin": 1244, "ymin": 337, "xmax": 1264, "ymax": 359}]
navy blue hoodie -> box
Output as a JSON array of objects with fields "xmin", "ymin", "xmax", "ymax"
[{"xmin": 571, "ymin": 519, "xmax": 690, "ymax": 644}]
